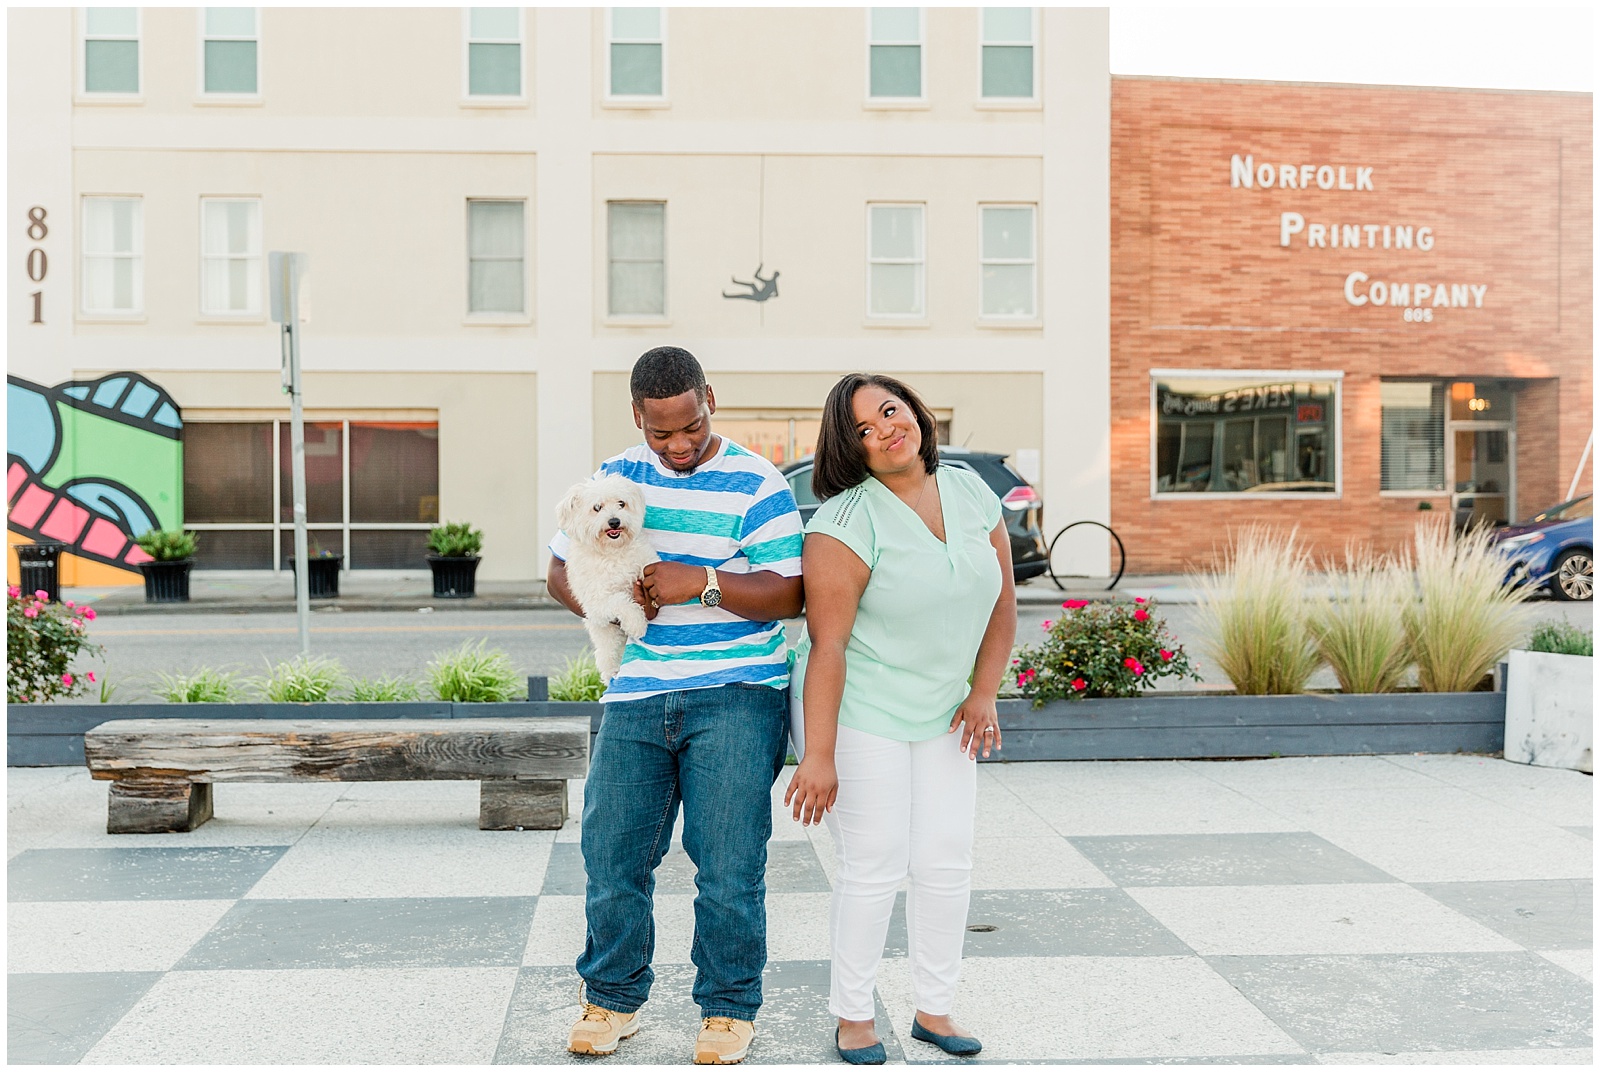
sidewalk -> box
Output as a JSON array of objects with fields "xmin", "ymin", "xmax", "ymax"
[
  {"xmin": 65, "ymin": 571, "xmax": 1198, "ymax": 616},
  {"xmin": 8, "ymin": 755, "xmax": 1591, "ymax": 1063}
]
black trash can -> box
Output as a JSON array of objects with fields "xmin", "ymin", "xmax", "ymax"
[
  {"xmin": 138, "ymin": 559, "xmax": 194, "ymax": 603},
  {"xmin": 428, "ymin": 554, "xmax": 481, "ymax": 598},
  {"xmin": 16, "ymin": 543, "xmax": 65, "ymax": 604},
  {"xmin": 288, "ymin": 555, "xmax": 344, "ymax": 599}
]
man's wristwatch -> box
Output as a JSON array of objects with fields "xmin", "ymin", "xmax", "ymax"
[{"xmin": 699, "ymin": 566, "xmax": 723, "ymax": 608}]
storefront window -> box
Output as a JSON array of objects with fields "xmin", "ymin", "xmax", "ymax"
[
  {"xmin": 183, "ymin": 418, "xmax": 440, "ymax": 569},
  {"xmin": 1153, "ymin": 376, "xmax": 1338, "ymax": 495},
  {"xmin": 1380, "ymin": 381, "xmax": 1445, "ymax": 491}
]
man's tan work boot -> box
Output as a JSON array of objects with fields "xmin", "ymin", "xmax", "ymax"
[
  {"xmin": 693, "ymin": 1016, "xmax": 755, "ymax": 1064},
  {"xmin": 567, "ymin": 994, "xmax": 640, "ymax": 1056}
]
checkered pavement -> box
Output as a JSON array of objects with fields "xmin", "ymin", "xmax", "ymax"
[{"xmin": 7, "ymin": 755, "xmax": 1592, "ymax": 1064}]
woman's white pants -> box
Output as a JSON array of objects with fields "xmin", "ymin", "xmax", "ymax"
[{"xmin": 790, "ymin": 697, "xmax": 978, "ymax": 1021}]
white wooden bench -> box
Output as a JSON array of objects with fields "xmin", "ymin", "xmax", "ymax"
[{"xmin": 83, "ymin": 718, "xmax": 589, "ymax": 834}]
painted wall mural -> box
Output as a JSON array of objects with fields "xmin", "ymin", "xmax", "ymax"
[{"xmin": 7, "ymin": 372, "xmax": 183, "ymax": 586}]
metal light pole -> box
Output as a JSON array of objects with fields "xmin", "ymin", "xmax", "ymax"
[{"xmin": 270, "ymin": 252, "xmax": 311, "ymax": 655}]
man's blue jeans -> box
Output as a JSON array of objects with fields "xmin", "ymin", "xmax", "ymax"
[{"xmin": 577, "ymin": 682, "xmax": 788, "ymax": 1020}]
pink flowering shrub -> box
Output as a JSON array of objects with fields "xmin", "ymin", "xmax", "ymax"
[
  {"xmin": 1010, "ymin": 597, "xmax": 1199, "ymax": 705},
  {"xmin": 7, "ymin": 587, "xmax": 104, "ymax": 703}
]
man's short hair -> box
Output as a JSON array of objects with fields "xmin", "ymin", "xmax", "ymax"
[{"xmin": 631, "ymin": 346, "xmax": 707, "ymax": 404}]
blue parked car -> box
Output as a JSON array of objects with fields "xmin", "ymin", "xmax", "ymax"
[{"xmin": 1490, "ymin": 494, "xmax": 1593, "ymax": 601}]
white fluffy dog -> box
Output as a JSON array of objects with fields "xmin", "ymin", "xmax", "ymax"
[{"xmin": 556, "ymin": 474, "xmax": 657, "ymax": 683}]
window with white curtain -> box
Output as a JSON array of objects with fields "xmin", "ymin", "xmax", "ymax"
[
  {"xmin": 980, "ymin": 8, "xmax": 1034, "ymax": 99},
  {"xmin": 467, "ymin": 200, "xmax": 526, "ymax": 314},
  {"xmin": 867, "ymin": 203, "xmax": 925, "ymax": 317},
  {"xmin": 608, "ymin": 8, "xmax": 664, "ymax": 98},
  {"xmin": 202, "ymin": 7, "xmax": 258, "ymax": 94},
  {"xmin": 84, "ymin": 8, "xmax": 140, "ymax": 94},
  {"xmin": 608, "ymin": 202, "xmax": 666, "ymax": 316},
  {"xmin": 201, "ymin": 198, "xmax": 263, "ymax": 315},
  {"xmin": 980, "ymin": 204, "xmax": 1036, "ymax": 318},
  {"xmin": 1380, "ymin": 381, "xmax": 1446, "ymax": 491},
  {"xmin": 868, "ymin": 8, "xmax": 922, "ymax": 99},
  {"xmin": 466, "ymin": 7, "xmax": 522, "ymax": 97},
  {"xmin": 81, "ymin": 197, "xmax": 143, "ymax": 314}
]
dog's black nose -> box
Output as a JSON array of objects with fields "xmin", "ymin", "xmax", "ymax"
[{"xmin": 606, "ymin": 517, "xmax": 621, "ymax": 529}]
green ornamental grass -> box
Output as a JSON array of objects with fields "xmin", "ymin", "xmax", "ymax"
[
  {"xmin": 427, "ymin": 639, "xmax": 522, "ymax": 702},
  {"xmin": 152, "ymin": 667, "xmax": 242, "ymax": 703},
  {"xmin": 1307, "ymin": 546, "xmax": 1413, "ymax": 694},
  {"xmin": 1197, "ymin": 524, "xmax": 1323, "ymax": 695},
  {"xmin": 1405, "ymin": 520, "xmax": 1536, "ymax": 692},
  {"xmin": 1524, "ymin": 620, "xmax": 1594, "ymax": 657},
  {"xmin": 548, "ymin": 650, "xmax": 605, "ymax": 702},
  {"xmin": 252, "ymin": 655, "xmax": 346, "ymax": 703},
  {"xmin": 345, "ymin": 674, "xmax": 423, "ymax": 702}
]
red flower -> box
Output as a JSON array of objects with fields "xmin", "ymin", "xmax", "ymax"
[
  {"xmin": 34, "ymin": 590, "xmax": 48, "ymax": 602},
  {"xmin": 83, "ymin": 607, "xmax": 97, "ymax": 621},
  {"xmin": 1071, "ymin": 678, "xmax": 1086, "ymax": 691},
  {"xmin": 1123, "ymin": 657, "xmax": 1145, "ymax": 675},
  {"xmin": 1160, "ymin": 649, "xmax": 1174, "ymax": 661},
  {"xmin": 1062, "ymin": 599, "xmax": 1090, "ymax": 610},
  {"xmin": 1134, "ymin": 609, "xmax": 1150, "ymax": 622},
  {"xmin": 1041, "ymin": 620, "xmax": 1052, "ymax": 630},
  {"xmin": 1134, "ymin": 597, "xmax": 1146, "ymax": 604},
  {"xmin": 87, "ymin": 671, "xmax": 97, "ymax": 683},
  {"xmin": 61, "ymin": 673, "xmax": 73, "ymax": 687}
]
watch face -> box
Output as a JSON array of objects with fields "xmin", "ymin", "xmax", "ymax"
[{"xmin": 702, "ymin": 588, "xmax": 722, "ymax": 608}]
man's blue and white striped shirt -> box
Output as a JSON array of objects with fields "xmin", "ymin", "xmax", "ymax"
[{"xmin": 549, "ymin": 437, "xmax": 803, "ymax": 703}]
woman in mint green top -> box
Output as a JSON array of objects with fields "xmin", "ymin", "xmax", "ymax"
[{"xmin": 784, "ymin": 374, "xmax": 1017, "ymax": 1063}]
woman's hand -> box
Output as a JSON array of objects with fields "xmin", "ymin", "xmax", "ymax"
[
  {"xmin": 783, "ymin": 755, "xmax": 838, "ymax": 826},
  {"xmin": 949, "ymin": 691, "xmax": 1002, "ymax": 760}
]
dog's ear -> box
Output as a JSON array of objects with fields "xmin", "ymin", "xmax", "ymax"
[{"xmin": 555, "ymin": 481, "xmax": 589, "ymax": 533}]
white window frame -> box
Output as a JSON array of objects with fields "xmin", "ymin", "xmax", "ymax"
[
  {"xmin": 605, "ymin": 8, "xmax": 668, "ymax": 104},
  {"xmin": 976, "ymin": 7, "xmax": 1039, "ymax": 105},
  {"xmin": 79, "ymin": 195, "xmax": 145, "ymax": 318},
  {"xmin": 606, "ymin": 199, "xmax": 669, "ymax": 321},
  {"xmin": 198, "ymin": 197, "xmax": 264, "ymax": 318},
  {"xmin": 465, "ymin": 198, "xmax": 530, "ymax": 320},
  {"xmin": 196, "ymin": 7, "xmax": 261, "ymax": 101},
  {"xmin": 978, "ymin": 202, "xmax": 1038, "ymax": 322},
  {"xmin": 1148, "ymin": 369, "xmax": 1345, "ymax": 501},
  {"xmin": 79, "ymin": 7, "xmax": 142, "ymax": 101},
  {"xmin": 866, "ymin": 202, "xmax": 926, "ymax": 321},
  {"xmin": 461, "ymin": 7, "xmax": 526, "ymax": 105},
  {"xmin": 865, "ymin": 7, "xmax": 925, "ymax": 105}
]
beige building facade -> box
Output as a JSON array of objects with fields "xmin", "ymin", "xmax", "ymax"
[{"xmin": 8, "ymin": 6, "xmax": 1110, "ymax": 583}]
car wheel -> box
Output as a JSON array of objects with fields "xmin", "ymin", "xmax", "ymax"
[{"xmin": 1551, "ymin": 549, "xmax": 1593, "ymax": 601}]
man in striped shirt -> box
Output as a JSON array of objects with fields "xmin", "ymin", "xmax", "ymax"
[{"xmin": 547, "ymin": 346, "xmax": 804, "ymax": 1064}]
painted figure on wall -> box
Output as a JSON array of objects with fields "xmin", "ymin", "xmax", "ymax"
[{"xmin": 7, "ymin": 372, "xmax": 184, "ymax": 586}]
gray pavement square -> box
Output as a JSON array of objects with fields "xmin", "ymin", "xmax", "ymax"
[
  {"xmin": 7, "ymin": 971, "xmax": 162, "ymax": 1064},
  {"xmin": 541, "ymin": 840, "xmax": 831, "ymax": 897},
  {"xmin": 884, "ymin": 888, "xmax": 1194, "ymax": 958},
  {"xmin": 1412, "ymin": 880, "xmax": 1593, "ymax": 951},
  {"xmin": 493, "ymin": 961, "xmax": 906, "ymax": 1064},
  {"xmin": 176, "ymin": 896, "xmax": 541, "ymax": 970},
  {"xmin": 1563, "ymin": 826, "xmax": 1593, "ymax": 840},
  {"xmin": 1205, "ymin": 952, "xmax": 1594, "ymax": 1052},
  {"xmin": 7, "ymin": 846, "xmax": 286, "ymax": 902},
  {"xmin": 1069, "ymin": 833, "xmax": 1398, "ymax": 887}
]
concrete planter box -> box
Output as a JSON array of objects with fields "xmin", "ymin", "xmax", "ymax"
[
  {"xmin": 1504, "ymin": 649, "xmax": 1594, "ymax": 773},
  {"xmin": 10, "ymin": 690, "xmax": 1500, "ymax": 767}
]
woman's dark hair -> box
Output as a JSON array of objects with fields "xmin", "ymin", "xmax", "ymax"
[{"xmin": 812, "ymin": 373, "xmax": 939, "ymax": 500}]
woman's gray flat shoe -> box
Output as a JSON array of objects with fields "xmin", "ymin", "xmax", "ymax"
[
  {"xmin": 835, "ymin": 1028, "xmax": 887, "ymax": 1065},
  {"xmin": 910, "ymin": 1019, "xmax": 982, "ymax": 1056}
]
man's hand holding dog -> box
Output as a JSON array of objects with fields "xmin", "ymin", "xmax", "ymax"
[
  {"xmin": 631, "ymin": 578, "xmax": 660, "ymax": 620},
  {"xmin": 638, "ymin": 561, "xmax": 707, "ymax": 609}
]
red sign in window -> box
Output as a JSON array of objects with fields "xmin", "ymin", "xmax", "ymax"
[{"xmin": 1297, "ymin": 404, "xmax": 1324, "ymax": 423}]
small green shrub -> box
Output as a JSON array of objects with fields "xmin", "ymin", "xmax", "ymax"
[
  {"xmin": 1011, "ymin": 598, "xmax": 1199, "ymax": 705},
  {"xmin": 345, "ymin": 674, "xmax": 423, "ymax": 702},
  {"xmin": 1524, "ymin": 620, "xmax": 1593, "ymax": 657},
  {"xmin": 6, "ymin": 588, "xmax": 103, "ymax": 703},
  {"xmin": 427, "ymin": 521, "xmax": 483, "ymax": 558},
  {"xmin": 1197, "ymin": 525, "xmax": 1322, "ymax": 695},
  {"xmin": 253, "ymin": 655, "xmax": 346, "ymax": 702},
  {"xmin": 427, "ymin": 640, "xmax": 521, "ymax": 702},
  {"xmin": 135, "ymin": 529, "xmax": 198, "ymax": 561},
  {"xmin": 1406, "ymin": 520, "xmax": 1536, "ymax": 692},
  {"xmin": 548, "ymin": 650, "xmax": 605, "ymax": 702},
  {"xmin": 153, "ymin": 667, "xmax": 243, "ymax": 703}
]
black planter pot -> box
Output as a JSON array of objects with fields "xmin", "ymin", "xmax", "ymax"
[
  {"xmin": 428, "ymin": 554, "xmax": 481, "ymax": 598},
  {"xmin": 288, "ymin": 555, "xmax": 344, "ymax": 599},
  {"xmin": 137, "ymin": 559, "xmax": 194, "ymax": 604},
  {"xmin": 15, "ymin": 543, "xmax": 65, "ymax": 604}
]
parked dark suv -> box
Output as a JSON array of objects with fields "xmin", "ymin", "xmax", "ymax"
[{"xmin": 779, "ymin": 447, "xmax": 1049, "ymax": 583}]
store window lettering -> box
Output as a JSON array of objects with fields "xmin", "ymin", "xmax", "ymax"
[{"xmin": 1155, "ymin": 378, "xmax": 1337, "ymax": 496}]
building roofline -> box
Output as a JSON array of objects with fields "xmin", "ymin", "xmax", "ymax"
[{"xmin": 1110, "ymin": 72, "xmax": 1592, "ymax": 100}]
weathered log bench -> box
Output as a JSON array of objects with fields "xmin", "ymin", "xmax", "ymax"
[{"xmin": 83, "ymin": 718, "xmax": 590, "ymax": 834}]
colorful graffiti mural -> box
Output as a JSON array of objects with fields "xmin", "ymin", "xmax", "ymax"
[{"xmin": 7, "ymin": 373, "xmax": 183, "ymax": 586}]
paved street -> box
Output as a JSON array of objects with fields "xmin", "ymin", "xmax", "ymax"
[
  {"xmin": 52, "ymin": 578, "xmax": 1594, "ymax": 703},
  {"xmin": 7, "ymin": 755, "xmax": 1591, "ymax": 1064}
]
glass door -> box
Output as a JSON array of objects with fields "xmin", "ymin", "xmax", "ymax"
[{"xmin": 1451, "ymin": 427, "xmax": 1514, "ymax": 529}]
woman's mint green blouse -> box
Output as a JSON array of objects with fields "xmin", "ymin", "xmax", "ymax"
[{"xmin": 793, "ymin": 464, "xmax": 1004, "ymax": 742}]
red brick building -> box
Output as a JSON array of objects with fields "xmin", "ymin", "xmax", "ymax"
[{"xmin": 1111, "ymin": 76, "xmax": 1592, "ymax": 572}]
